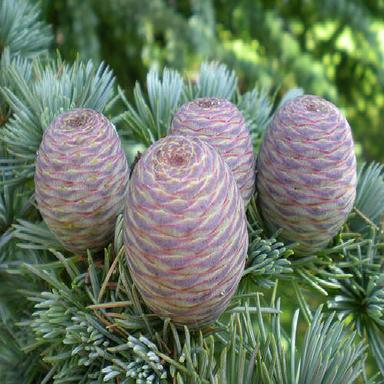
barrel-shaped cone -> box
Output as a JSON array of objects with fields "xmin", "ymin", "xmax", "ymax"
[
  {"xmin": 35, "ymin": 108, "xmax": 129, "ymax": 254},
  {"xmin": 124, "ymin": 135, "xmax": 248, "ymax": 327},
  {"xmin": 256, "ymin": 95, "xmax": 356, "ymax": 255}
]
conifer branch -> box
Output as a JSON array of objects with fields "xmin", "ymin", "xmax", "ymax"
[{"xmin": 0, "ymin": 2, "xmax": 381, "ymax": 378}]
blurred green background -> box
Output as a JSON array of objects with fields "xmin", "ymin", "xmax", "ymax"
[{"xmin": 38, "ymin": 0, "xmax": 384, "ymax": 161}]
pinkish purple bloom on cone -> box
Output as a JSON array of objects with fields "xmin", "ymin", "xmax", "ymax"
[
  {"xmin": 124, "ymin": 135, "xmax": 248, "ymax": 327},
  {"xmin": 256, "ymin": 95, "xmax": 357, "ymax": 255},
  {"xmin": 35, "ymin": 108, "xmax": 129, "ymax": 254},
  {"xmin": 170, "ymin": 97, "xmax": 255, "ymax": 205}
]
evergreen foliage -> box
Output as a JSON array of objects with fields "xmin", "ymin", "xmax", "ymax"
[{"xmin": 1, "ymin": 1, "xmax": 384, "ymax": 383}]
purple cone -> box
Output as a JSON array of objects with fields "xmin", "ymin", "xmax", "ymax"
[
  {"xmin": 124, "ymin": 135, "xmax": 248, "ymax": 327},
  {"xmin": 256, "ymin": 95, "xmax": 357, "ymax": 255},
  {"xmin": 35, "ymin": 108, "xmax": 129, "ymax": 254},
  {"xmin": 170, "ymin": 98, "xmax": 255, "ymax": 205}
]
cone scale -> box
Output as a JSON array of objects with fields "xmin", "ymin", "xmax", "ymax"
[
  {"xmin": 256, "ymin": 95, "xmax": 357, "ymax": 255},
  {"xmin": 124, "ymin": 135, "xmax": 248, "ymax": 327},
  {"xmin": 170, "ymin": 97, "xmax": 255, "ymax": 205},
  {"xmin": 35, "ymin": 108, "xmax": 129, "ymax": 254}
]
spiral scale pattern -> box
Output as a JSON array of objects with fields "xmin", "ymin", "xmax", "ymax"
[
  {"xmin": 35, "ymin": 108, "xmax": 129, "ymax": 254},
  {"xmin": 170, "ymin": 98, "xmax": 255, "ymax": 205},
  {"xmin": 256, "ymin": 95, "xmax": 356, "ymax": 255},
  {"xmin": 124, "ymin": 135, "xmax": 248, "ymax": 327}
]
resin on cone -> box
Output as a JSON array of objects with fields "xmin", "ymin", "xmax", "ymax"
[
  {"xmin": 170, "ymin": 97, "xmax": 255, "ymax": 205},
  {"xmin": 124, "ymin": 135, "xmax": 248, "ymax": 327},
  {"xmin": 35, "ymin": 108, "xmax": 129, "ymax": 254},
  {"xmin": 256, "ymin": 95, "xmax": 356, "ymax": 255}
]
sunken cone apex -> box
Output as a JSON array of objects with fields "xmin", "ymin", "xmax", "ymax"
[
  {"xmin": 35, "ymin": 108, "xmax": 129, "ymax": 254},
  {"xmin": 124, "ymin": 135, "xmax": 248, "ymax": 327},
  {"xmin": 256, "ymin": 95, "xmax": 357, "ymax": 256},
  {"xmin": 170, "ymin": 97, "xmax": 255, "ymax": 205}
]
